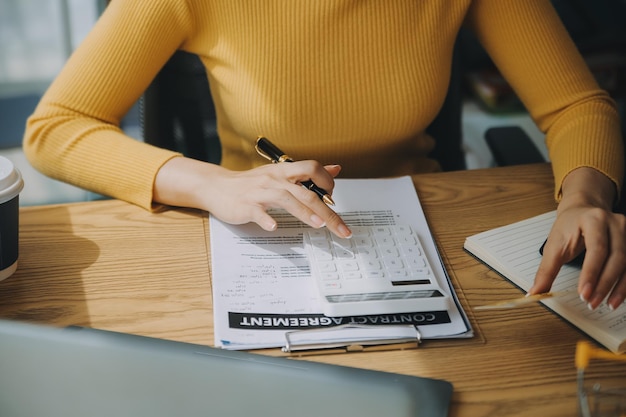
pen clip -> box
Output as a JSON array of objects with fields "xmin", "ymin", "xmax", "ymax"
[{"xmin": 255, "ymin": 136, "xmax": 293, "ymax": 163}]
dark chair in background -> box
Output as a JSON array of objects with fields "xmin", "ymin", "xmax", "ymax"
[
  {"xmin": 140, "ymin": 51, "xmax": 221, "ymax": 165},
  {"xmin": 425, "ymin": 43, "xmax": 467, "ymax": 172}
]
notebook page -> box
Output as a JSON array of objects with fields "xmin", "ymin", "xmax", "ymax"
[{"xmin": 464, "ymin": 211, "xmax": 626, "ymax": 353}]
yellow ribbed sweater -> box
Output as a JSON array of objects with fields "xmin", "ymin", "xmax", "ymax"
[{"xmin": 24, "ymin": 0, "xmax": 623, "ymax": 210}]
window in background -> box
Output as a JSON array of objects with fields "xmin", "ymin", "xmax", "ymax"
[
  {"xmin": 1, "ymin": 0, "xmax": 99, "ymax": 149},
  {"xmin": 0, "ymin": 0, "xmax": 98, "ymax": 97},
  {"xmin": 0, "ymin": 0, "xmax": 99, "ymax": 205}
]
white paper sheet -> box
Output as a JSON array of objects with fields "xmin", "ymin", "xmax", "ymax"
[{"xmin": 210, "ymin": 176, "xmax": 472, "ymax": 350}]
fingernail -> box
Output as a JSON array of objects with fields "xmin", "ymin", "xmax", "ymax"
[
  {"xmin": 587, "ymin": 298, "xmax": 601, "ymax": 311},
  {"xmin": 580, "ymin": 283, "xmax": 591, "ymax": 303},
  {"xmin": 310, "ymin": 214, "xmax": 326, "ymax": 228},
  {"xmin": 607, "ymin": 297, "xmax": 622, "ymax": 311},
  {"xmin": 338, "ymin": 224, "xmax": 352, "ymax": 239}
]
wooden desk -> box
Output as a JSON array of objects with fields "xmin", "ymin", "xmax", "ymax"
[{"xmin": 2, "ymin": 163, "xmax": 623, "ymax": 416}]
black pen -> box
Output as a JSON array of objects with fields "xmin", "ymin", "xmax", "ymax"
[{"xmin": 254, "ymin": 136, "xmax": 335, "ymax": 206}]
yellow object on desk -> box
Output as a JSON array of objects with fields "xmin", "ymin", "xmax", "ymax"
[{"xmin": 576, "ymin": 341, "xmax": 626, "ymax": 417}]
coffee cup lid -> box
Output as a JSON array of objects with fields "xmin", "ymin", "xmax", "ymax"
[{"xmin": 0, "ymin": 156, "xmax": 24, "ymax": 204}]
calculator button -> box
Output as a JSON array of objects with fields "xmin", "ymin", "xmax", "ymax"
[
  {"xmin": 350, "ymin": 227, "xmax": 370, "ymax": 237},
  {"xmin": 318, "ymin": 262, "xmax": 337, "ymax": 272},
  {"xmin": 312, "ymin": 249, "xmax": 333, "ymax": 261},
  {"xmin": 334, "ymin": 248, "xmax": 355, "ymax": 259},
  {"xmin": 402, "ymin": 245, "xmax": 422, "ymax": 257},
  {"xmin": 307, "ymin": 229, "xmax": 328, "ymax": 240},
  {"xmin": 405, "ymin": 256, "xmax": 426, "ymax": 268},
  {"xmin": 362, "ymin": 259, "xmax": 382, "ymax": 271},
  {"xmin": 323, "ymin": 282, "xmax": 342, "ymax": 290},
  {"xmin": 388, "ymin": 269, "xmax": 408, "ymax": 279},
  {"xmin": 411, "ymin": 268, "xmax": 431, "ymax": 277},
  {"xmin": 375, "ymin": 236, "xmax": 396, "ymax": 247},
  {"xmin": 383, "ymin": 258, "xmax": 404, "ymax": 269},
  {"xmin": 344, "ymin": 271, "xmax": 363, "ymax": 280},
  {"xmin": 398, "ymin": 235, "xmax": 417, "ymax": 245},
  {"xmin": 339, "ymin": 260, "xmax": 359, "ymax": 271},
  {"xmin": 355, "ymin": 247, "xmax": 378, "ymax": 258},
  {"xmin": 311, "ymin": 240, "xmax": 331, "ymax": 250},
  {"xmin": 380, "ymin": 247, "xmax": 400, "ymax": 258},
  {"xmin": 353, "ymin": 237, "xmax": 374, "ymax": 247},
  {"xmin": 365, "ymin": 270, "xmax": 386, "ymax": 279},
  {"xmin": 371, "ymin": 226, "xmax": 392, "ymax": 236},
  {"xmin": 320, "ymin": 272, "xmax": 340, "ymax": 281}
]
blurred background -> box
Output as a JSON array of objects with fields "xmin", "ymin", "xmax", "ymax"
[{"xmin": 0, "ymin": 0, "xmax": 140, "ymax": 206}]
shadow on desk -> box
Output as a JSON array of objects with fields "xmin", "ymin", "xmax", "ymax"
[{"xmin": 0, "ymin": 206, "xmax": 98, "ymax": 327}]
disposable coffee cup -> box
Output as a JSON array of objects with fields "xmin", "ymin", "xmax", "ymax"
[{"xmin": 0, "ymin": 156, "xmax": 24, "ymax": 281}]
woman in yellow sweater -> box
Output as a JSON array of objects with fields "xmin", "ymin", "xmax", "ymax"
[{"xmin": 24, "ymin": 1, "xmax": 625, "ymax": 310}]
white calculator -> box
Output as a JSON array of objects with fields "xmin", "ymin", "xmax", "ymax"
[{"xmin": 303, "ymin": 224, "xmax": 449, "ymax": 317}]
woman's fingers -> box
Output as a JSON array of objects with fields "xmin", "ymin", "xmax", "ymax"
[
  {"xmin": 531, "ymin": 207, "xmax": 626, "ymax": 311},
  {"xmin": 203, "ymin": 160, "xmax": 351, "ymax": 238},
  {"xmin": 583, "ymin": 214, "xmax": 626, "ymax": 309}
]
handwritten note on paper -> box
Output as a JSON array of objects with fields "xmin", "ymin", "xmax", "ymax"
[
  {"xmin": 464, "ymin": 211, "xmax": 626, "ymax": 353},
  {"xmin": 213, "ymin": 225, "xmax": 317, "ymax": 315},
  {"xmin": 210, "ymin": 177, "xmax": 473, "ymax": 350}
]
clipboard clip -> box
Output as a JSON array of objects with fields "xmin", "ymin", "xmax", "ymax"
[{"xmin": 281, "ymin": 324, "xmax": 421, "ymax": 354}]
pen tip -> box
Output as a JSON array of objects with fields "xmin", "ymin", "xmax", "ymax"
[{"xmin": 323, "ymin": 195, "xmax": 335, "ymax": 206}]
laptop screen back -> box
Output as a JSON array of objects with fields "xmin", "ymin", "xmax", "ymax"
[{"xmin": 0, "ymin": 320, "xmax": 452, "ymax": 417}]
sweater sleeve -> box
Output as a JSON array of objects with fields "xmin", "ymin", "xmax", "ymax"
[
  {"xmin": 23, "ymin": 0, "xmax": 196, "ymax": 210},
  {"xmin": 466, "ymin": 0, "xmax": 624, "ymax": 201}
]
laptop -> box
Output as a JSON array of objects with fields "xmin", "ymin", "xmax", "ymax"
[{"xmin": 0, "ymin": 319, "xmax": 452, "ymax": 417}]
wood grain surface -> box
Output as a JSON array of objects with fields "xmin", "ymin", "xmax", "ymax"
[{"xmin": 2, "ymin": 163, "xmax": 624, "ymax": 417}]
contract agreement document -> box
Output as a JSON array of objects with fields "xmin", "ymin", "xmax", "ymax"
[{"xmin": 209, "ymin": 176, "xmax": 472, "ymax": 351}]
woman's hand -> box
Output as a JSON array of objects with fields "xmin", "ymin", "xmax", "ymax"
[
  {"xmin": 153, "ymin": 156, "xmax": 352, "ymax": 238},
  {"xmin": 530, "ymin": 167, "xmax": 626, "ymax": 310}
]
